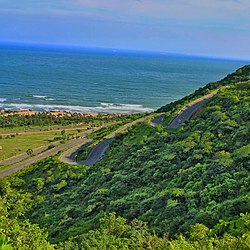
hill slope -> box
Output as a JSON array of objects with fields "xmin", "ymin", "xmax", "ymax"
[{"xmin": 0, "ymin": 65, "xmax": 249, "ymax": 247}]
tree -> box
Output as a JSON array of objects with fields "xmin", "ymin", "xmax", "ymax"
[{"xmin": 26, "ymin": 148, "xmax": 33, "ymax": 157}]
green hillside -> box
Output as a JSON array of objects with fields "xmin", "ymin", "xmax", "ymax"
[
  {"xmin": 0, "ymin": 65, "xmax": 249, "ymax": 249},
  {"xmin": 157, "ymin": 64, "xmax": 250, "ymax": 117}
]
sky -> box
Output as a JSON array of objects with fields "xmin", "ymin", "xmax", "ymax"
[{"xmin": 0, "ymin": 0, "xmax": 249, "ymax": 60}]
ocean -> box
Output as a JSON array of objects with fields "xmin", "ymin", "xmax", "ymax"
[{"xmin": 0, "ymin": 45, "xmax": 248, "ymax": 114}]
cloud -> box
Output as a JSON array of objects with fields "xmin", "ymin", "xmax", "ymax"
[
  {"xmin": 0, "ymin": 0, "xmax": 249, "ymax": 59},
  {"xmin": 1, "ymin": 0, "xmax": 249, "ymax": 35}
]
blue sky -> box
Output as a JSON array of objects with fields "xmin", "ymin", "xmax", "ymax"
[{"xmin": 0, "ymin": 0, "xmax": 249, "ymax": 59}]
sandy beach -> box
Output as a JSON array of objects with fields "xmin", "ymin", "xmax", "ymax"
[{"xmin": 0, "ymin": 109, "xmax": 125, "ymax": 118}]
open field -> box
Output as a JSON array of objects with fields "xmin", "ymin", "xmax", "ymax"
[
  {"xmin": 0, "ymin": 124, "xmax": 89, "ymax": 135},
  {"xmin": 0, "ymin": 128, "xmax": 85, "ymax": 161}
]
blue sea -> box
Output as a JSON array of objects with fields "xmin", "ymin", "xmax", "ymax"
[{"xmin": 0, "ymin": 44, "xmax": 248, "ymax": 113}]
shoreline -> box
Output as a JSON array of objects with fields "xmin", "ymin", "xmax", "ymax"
[{"xmin": 0, "ymin": 109, "xmax": 127, "ymax": 118}]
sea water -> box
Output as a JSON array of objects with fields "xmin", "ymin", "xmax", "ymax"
[{"xmin": 0, "ymin": 44, "xmax": 248, "ymax": 113}]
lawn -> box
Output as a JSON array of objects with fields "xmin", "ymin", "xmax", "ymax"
[
  {"xmin": 0, "ymin": 124, "xmax": 87, "ymax": 135},
  {"xmin": 0, "ymin": 129, "xmax": 83, "ymax": 161}
]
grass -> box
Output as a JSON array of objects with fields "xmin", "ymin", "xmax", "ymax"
[
  {"xmin": 77, "ymin": 116, "xmax": 153, "ymax": 161},
  {"xmin": 76, "ymin": 142, "xmax": 94, "ymax": 162},
  {"xmin": 0, "ymin": 129, "xmax": 84, "ymax": 161},
  {"xmin": 0, "ymin": 124, "xmax": 88, "ymax": 135},
  {"xmin": 123, "ymin": 122, "xmax": 155, "ymax": 146}
]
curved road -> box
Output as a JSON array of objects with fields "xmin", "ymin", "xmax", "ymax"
[
  {"xmin": 168, "ymin": 92, "xmax": 216, "ymax": 129},
  {"xmin": 60, "ymin": 116, "xmax": 151, "ymax": 166},
  {"xmin": 59, "ymin": 140, "xmax": 92, "ymax": 165},
  {"xmin": 151, "ymin": 114, "xmax": 165, "ymax": 126},
  {"xmin": 60, "ymin": 138, "xmax": 115, "ymax": 166},
  {"xmin": 0, "ymin": 129, "xmax": 97, "ymax": 178},
  {"xmin": 80, "ymin": 138, "xmax": 115, "ymax": 166},
  {"xmin": 66, "ymin": 93, "xmax": 216, "ymax": 166},
  {"xmin": 0, "ymin": 92, "xmax": 217, "ymax": 177}
]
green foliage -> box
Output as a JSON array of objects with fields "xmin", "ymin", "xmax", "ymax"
[
  {"xmin": 0, "ymin": 235, "xmax": 12, "ymax": 250},
  {"xmin": 3, "ymin": 80, "xmax": 250, "ymax": 244},
  {"xmin": 0, "ymin": 112, "xmax": 142, "ymax": 129},
  {"xmin": 57, "ymin": 213, "xmax": 250, "ymax": 250},
  {"xmin": 0, "ymin": 65, "xmax": 249, "ymax": 248},
  {"xmin": 169, "ymin": 213, "xmax": 250, "ymax": 250},
  {"xmin": 122, "ymin": 122, "xmax": 155, "ymax": 146},
  {"xmin": 26, "ymin": 148, "xmax": 33, "ymax": 157},
  {"xmin": 0, "ymin": 181, "xmax": 53, "ymax": 249},
  {"xmin": 57, "ymin": 213, "xmax": 168, "ymax": 249},
  {"xmin": 157, "ymin": 64, "xmax": 250, "ymax": 114}
]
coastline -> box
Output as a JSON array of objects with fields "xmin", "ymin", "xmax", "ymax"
[{"xmin": 0, "ymin": 109, "xmax": 126, "ymax": 118}]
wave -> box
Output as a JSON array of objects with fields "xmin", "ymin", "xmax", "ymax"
[
  {"xmin": 0, "ymin": 98, "xmax": 7, "ymax": 103},
  {"xmin": 100, "ymin": 103, "xmax": 144, "ymax": 108},
  {"xmin": 33, "ymin": 95, "xmax": 47, "ymax": 99},
  {"xmin": 0, "ymin": 102, "xmax": 154, "ymax": 114},
  {"xmin": 33, "ymin": 95, "xmax": 55, "ymax": 101}
]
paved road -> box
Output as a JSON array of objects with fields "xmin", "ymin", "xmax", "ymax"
[
  {"xmin": 80, "ymin": 138, "xmax": 115, "ymax": 166},
  {"xmin": 0, "ymin": 145, "xmax": 49, "ymax": 166},
  {"xmin": 0, "ymin": 129, "xmax": 93, "ymax": 167},
  {"xmin": 0, "ymin": 91, "xmax": 216, "ymax": 176},
  {"xmin": 151, "ymin": 114, "xmax": 165, "ymax": 126},
  {"xmin": 59, "ymin": 94, "xmax": 217, "ymax": 167},
  {"xmin": 168, "ymin": 92, "xmax": 216, "ymax": 129},
  {"xmin": 60, "ymin": 116, "xmax": 151, "ymax": 166},
  {"xmin": 0, "ymin": 126, "xmax": 89, "ymax": 136},
  {"xmin": 59, "ymin": 140, "xmax": 93, "ymax": 165},
  {"xmin": 0, "ymin": 129, "xmax": 96, "ymax": 179}
]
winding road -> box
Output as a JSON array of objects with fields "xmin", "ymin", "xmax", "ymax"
[
  {"xmin": 60, "ymin": 93, "xmax": 216, "ymax": 166},
  {"xmin": 80, "ymin": 138, "xmax": 115, "ymax": 166},
  {"xmin": 168, "ymin": 92, "xmax": 216, "ymax": 129},
  {"xmin": 60, "ymin": 116, "xmax": 151, "ymax": 166},
  {"xmin": 0, "ymin": 92, "xmax": 217, "ymax": 177},
  {"xmin": 0, "ymin": 129, "xmax": 97, "ymax": 178},
  {"xmin": 151, "ymin": 114, "xmax": 165, "ymax": 126}
]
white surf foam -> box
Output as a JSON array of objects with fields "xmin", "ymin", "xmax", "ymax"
[
  {"xmin": 0, "ymin": 102, "xmax": 154, "ymax": 114},
  {"xmin": 100, "ymin": 103, "xmax": 152, "ymax": 112},
  {"xmin": 0, "ymin": 98, "xmax": 7, "ymax": 103},
  {"xmin": 33, "ymin": 95, "xmax": 47, "ymax": 99}
]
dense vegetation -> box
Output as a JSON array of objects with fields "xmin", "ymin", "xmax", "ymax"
[
  {"xmin": 0, "ymin": 186, "xmax": 249, "ymax": 249},
  {"xmin": 0, "ymin": 112, "xmax": 143, "ymax": 129},
  {"xmin": 157, "ymin": 64, "xmax": 250, "ymax": 118},
  {"xmin": 0, "ymin": 65, "xmax": 249, "ymax": 248}
]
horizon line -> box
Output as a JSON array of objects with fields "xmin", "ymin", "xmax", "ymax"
[{"xmin": 0, "ymin": 41, "xmax": 249, "ymax": 62}]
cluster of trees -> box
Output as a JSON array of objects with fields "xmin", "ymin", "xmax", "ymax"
[
  {"xmin": 0, "ymin": 65, "xmax": 249, "ymax": 248},
  {"xmin": 0, "ymin": 112, "xmax": 143, "ymax": 129},
  {"xmin": 57, "ymin": 213, "xmax": 250, "ymax": 250},
  {"xmin": 0, "ymin": 182, "xmax": 53, "ymax": 249},
  {"xmin": 21, "ymin": 79, "xmax": 249, "ymax": 243},
  {"xmin": 0, "ymin": 178, "xmax": 249, "ymax": 250},
  {"xmin": 0, "ymin": 188, "xmax": 249, "ymax": 250}
]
